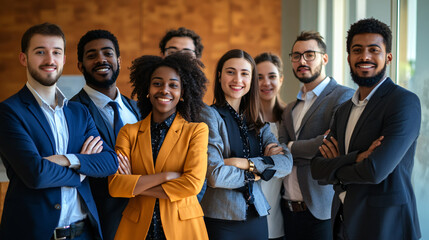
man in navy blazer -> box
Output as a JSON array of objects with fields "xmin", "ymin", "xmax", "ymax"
[
  {"xmin": 311, "ymin": 18, "xmax": 421, "ymax": 240},
  {"xmin": 0, "ymin": 23, "xmax": 118, "ymax": 239},
  {"xmin": 71, "ymin": 30, "xmax": 140, "ymax": 240},
  {"xmin": 278, "ymin": 31, "xmax": 354, "ymax": 240}
]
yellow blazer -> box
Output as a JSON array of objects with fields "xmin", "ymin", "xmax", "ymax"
[{"xmin": 108, "ymin": 113, "xmax": 209, "ymax": 240}]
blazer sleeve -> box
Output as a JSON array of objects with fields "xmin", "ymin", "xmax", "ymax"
[
  {"xmin": 108, "ymin": 124, "xmax": 141, "ymax": 198},
  {"xmin": 200, "ymin": 106, "xmax": 247, "ymax": 189},
  {"xmin": 73, "ymin": 105, "xmax": 118, "ymax": 177},
  {"xmin": 0, "ymin": 103, "xmax": 81, "ymax": 189},
  {"xmin": 162, "ymin": 123, "xmax": 209, "ymax": 202},
  {"xmin": 334, "ymin": 91, "xmax": 421, "ymax": 184},
  {"xmin": 250, "ymin": 124, "xmax": 293, "ymax": 178}
]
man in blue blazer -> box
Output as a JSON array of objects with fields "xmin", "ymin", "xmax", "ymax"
[
  {"xmin": 0, "ymin": 23, "xmax": 118, "ymax": 240},
  {"xmin": 311, "ymin": 18, "xmax": 421, "ymax": 240},
  {"xmin": 71, "ymin": 30, "xmax": 140, "ymax": 240},
  {"xmin": 278, "ymin": 31, "xmax": 354, "ymax": 240}
]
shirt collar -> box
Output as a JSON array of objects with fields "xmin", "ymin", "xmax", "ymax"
[
  {"xmin": 296, "ymin": 76, "xmax": 330, "ymax": 100},
  {"xmin": 151, "ymin": 112, "xmax": 176, "ymax": 129},
  {"xmin": 26, "ymin": 82, "xmax": 68, "ymax": 109},
  {"xmin": 351, "ymin": 77, "xmax": 387, "ymax": 106},
  {"xmin": 83, "ymin": 84, "xmax": 123, "ymax": 109}
]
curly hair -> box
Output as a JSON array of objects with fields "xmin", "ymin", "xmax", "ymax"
[
  {"xmin": 346, "ymin": 18, "xmax": 392, "ymax": 54},
  {"xmin": 213, "ymin": 49, "xmax": 264, "ymax": 132},
  {"xmin": 130, "ymin": 53, "xmax": 207, "ymax": 122},
  {"xmin": 159, "ymin": 27, "xmax": 204, "ymax": 59},
  {"xmin": 292, "ymin": 31, "xmax": 327, "ymax": 53},
  {"xmin": 78, "ymin": 30, "xmax": 120, "ymax": 62},
  {"xmin": 254, "ymin": 52, "xmax": 286, "ymax": 122}
]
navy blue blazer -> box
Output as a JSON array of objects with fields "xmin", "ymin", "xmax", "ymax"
[
  {"xmin": 311, "ymin": 78, "xmax": 421, "ymax": 240},
  {"xmin": 0, "ymin": 86, "xmax": 118, "ymax": 240},
  {"xmin": 71, "ymin": 89, "xmax": 140, "ymax": 240}
]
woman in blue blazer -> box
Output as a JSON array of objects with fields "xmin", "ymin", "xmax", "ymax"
[{"xmin": 200, "ymin": 49, "xmax": 293, "ymax": 240}]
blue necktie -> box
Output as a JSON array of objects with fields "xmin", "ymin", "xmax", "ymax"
[{"xmin": 108, "ymin": 101, "xmax": 124, "ymax": 138}]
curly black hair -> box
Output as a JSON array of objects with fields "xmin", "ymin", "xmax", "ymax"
[
  {"xmin": 159, "ymin": 27, "xmax": 204, "ymax": 59},
  {"xmin": 130, "ymin": 53, "xmax": 207, "ymax": 122},
  {"xmin": 78, "ymin": 30, "xmax": 120, "ymax": 62},
  {"xmin": 346, "ymin": 18, "xmax": 392, "ymax": 54}
]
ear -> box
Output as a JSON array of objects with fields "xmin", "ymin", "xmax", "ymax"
[
  {"xmin": 347, "ymin": 55, "xmax": 350, "ymax": 65},
  {"xmin": 279, "ymin": 75, "xmax": 284, "ymax": 87},
  {"xmin": 117, "ymin": 56, "xmax": 121, "ymax": 70},
  {"xmin": 322, "ymin": 53, "xmax": 329, "ymax": 65},
  {"xmin": 77, "ymin": 62, "xmax": 84, "ymax": 73},
  {"xmin": 63, "ymin": 54, "xmax": 66, "ymax": 65},
  {"xmin": 386, "ymin": 53, "xmax": 393, "ymax": 65},
  {"xmin": 19, "ymin": 52, "xmax": 27, "ymax": 67}
]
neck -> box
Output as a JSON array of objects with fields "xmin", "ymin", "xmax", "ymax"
[
  {"xmin": 303, "ymin": 74, "xmax": 326, "ymax": 93},
  {"xmin": 87, "ymin": 83, "xmax": 118, "ymax": 100},
  {"xmin": 226, "ymin": 98, "xmax": 241, "ymax": 113},
  {"xmin": 358, "ymin": 77, "xmax": 384, "ymax": 101},
  {"xmin": 260, "ymin": 97, "xmax": 277, "ymax": 122},
  {"xmin": 27, "ymin": 78, "xmax": 57, "ymax": 108}
]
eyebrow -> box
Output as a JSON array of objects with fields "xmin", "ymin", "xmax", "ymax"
[
  {"xmin": 151, "ymin": 76, "xmax": 180, "ymax": 81},
  {"xmin": 85, "ymin": 46, "xmax": 114, "ymax": 54},
  {"xmin": 225, "ymin": 67, "xmax": 250, "ymax": 72},
  {"xmin": 33, "ymin": 46, "xmax": 63, "ymax": 51},
  {"xmin": 351, "ymin": 44, "xmax": 381, "ymax": 48}
]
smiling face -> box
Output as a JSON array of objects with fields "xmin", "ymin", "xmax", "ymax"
[
  {"xmin": 257, "ymin": 61, "xmax": 283, "ymax": 102},
  {"xmin": 149, "ymin": 66, "xmax": 181, "ymax": 123},
  {"xmin": 19, "ymin": 34, "xmax": 65, "ymax": 87},
  {"xmin": 78, "ymin": 38, "xmax": 120, "ymax": 89},
  {"xmin": 220, "ymin": 58, "xmax": 252, "ymax": 110},
  {"xmin": 291, "ymin": 39, "xmax": 327, "ymax": 84},
  {"xmin": 348, "ymin": 33, "xmax": 392, "ymax": 87}
]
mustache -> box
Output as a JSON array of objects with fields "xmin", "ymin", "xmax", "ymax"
[
  {"xmin": 92, "ymin": 63, "xmax": 112, "ymax": 70},
  {"xmin": 355, "ymin": 61, "xmax": 377, "ymax": 67},
  {"xmin": 297, "ymin": 65, "xmax": 310, "ymax": 70},
  {"xmin": 40, "ymin": 64, "xmax": 57, "ymax": 68}
]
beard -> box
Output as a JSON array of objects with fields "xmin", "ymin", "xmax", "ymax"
[
  {"xmin": 28, "ymin": 64, "xmax": 62, "ymax": 87},
  {"xmin": 350, "ymin": 62, "xmax": 386, "ymax": 87},
  {"xmin": 293, "ymin": 62, "xmax": 322, "ymax": 84},
  {"xmin": 82, "ymin": 63, "xmax": 119, "ymax": 89}
]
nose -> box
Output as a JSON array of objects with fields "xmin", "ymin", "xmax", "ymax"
[
  {"xmin": 159, "ymin": 84, "xmax": 169, "ymax": 94},
  {"xmin": 95, "ymin": 53, "xmax": 107, "ymax": 64},
  {"xmin": 233, "ymin": 72, "xmax": 244, "ymax": 83},
  {"xmin": 360, "ymin": 49, "xmax": 371, "ymax": 61},
  {"xmin": 261, "ymin": 76, "xmax": 270, "ymax": 86},
  {"xmin": 45, "ymin": 53, "xmax": 56, "ymax": 65}
]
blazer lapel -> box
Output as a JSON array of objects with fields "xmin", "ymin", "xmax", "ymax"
[
  {"xmin": 19, "ymin": 86, "xmax": 55, "ymax": 152},
  {"xmin": 154, "ymin": 114, "xmax": 182, "ymax": 173},
  {"xmin": 284, "ymin": 101, "xmax": 297, "ymax": 141},
  {"xmin": 121, "ymin": 95, "xmax": 141, "ymax": 120},
  {"xmin": 137, "ymin": 114, "xmax": 156, "ymax": 175}
]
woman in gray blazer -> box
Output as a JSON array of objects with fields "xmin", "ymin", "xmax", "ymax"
[{"xmin": 200, "ymin": 49, "xmax": 293, "ymax": 240}]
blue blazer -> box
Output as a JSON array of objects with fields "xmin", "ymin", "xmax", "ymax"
[
  {"xmin": 311, "ymin": 78, "xmax": 421, "ymax": 240},
  {"xmin": 278, "ymin": 78, "xmax": 354, "ymax": 220},
  {"xmin": 0, "ymin": 86, "xmax": 118, "ymax": 240},
  {"xmin": 71, "ymin": 89, "xmax": 140, "ymax": 240}
]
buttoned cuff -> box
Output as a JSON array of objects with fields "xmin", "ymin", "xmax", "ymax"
[{"xmin": 65, "ymin": 154, "xmax": 80, "ymax": 169}]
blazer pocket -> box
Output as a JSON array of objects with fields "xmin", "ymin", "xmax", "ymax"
[
  {"xmin": 122, "ymin": 205, "xmax": 140, "ymax": 223},
  {"xmin": 367, "ymin": 191, "xmax": 410, "ymax": 207},
  {"xmin": 178, "ymin": 204, "xmax": 204, "ymax": 220}
]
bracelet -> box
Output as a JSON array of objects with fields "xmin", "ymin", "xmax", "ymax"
[{"xmin": 248, "ymin": 159, "xmax": 255, "ymax": 173}]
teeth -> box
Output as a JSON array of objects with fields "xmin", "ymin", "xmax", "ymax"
[
  {"xmin": 358, "ymin": 65, "xmax": 374, "ymax": 69},
  {"xmin": 96, "ymin": 68, "xmax": 109, "ymax": 72},
  {"xmin": 158, "ymin": 98, "xmax": 170, "ymax": 102},
  {"xmin": 231, "ymin": 86, "xmax": 243, "ymax": 90}
]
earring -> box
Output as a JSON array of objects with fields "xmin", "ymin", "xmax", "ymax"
[
  {"xmin": 180, "ymin": 97, "xmax": 184, "ymax": 102},
  {"xmin": 146, "ymin": 94, "xmax": 149, "ymax": 98}
]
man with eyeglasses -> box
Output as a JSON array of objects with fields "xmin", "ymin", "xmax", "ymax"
[
  {"xmin": 159, "ymin": 27, "xmax": 203, "ymax": 59},
  {"xmin": 278, "ymin": 31, "xmax": 353, "ymax": 240}
]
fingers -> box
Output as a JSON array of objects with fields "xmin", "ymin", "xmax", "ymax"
[
  {"xmin": 80, "ymin": 136, "xmax": 103, "ymax": 154},
  {"xmin": 80, "ymin": 136, "xmax": 94, "ymax": 154},
  {"xmin": 264, "ymin": 143, "xmax": 278, "ymax": 156},
  {"xmin": 117, "ymin": 153, "xmax": 131, "ymax": 175},
  {"xmin": 368, "ymin": 136, "xmax": 384, "ymax": 152},
  {"xmin": 320, "ymin": 137, "xmax": 339, "ymax": 159},
  {"xmin": 266, "ymin": 146, "xmax": 284, "ymax": 156}
]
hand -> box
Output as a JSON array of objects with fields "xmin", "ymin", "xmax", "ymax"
[
  {"xmin": 45, "ymin": 155, "xmax": 71, "ymax": 167},
  {"xmin": 323, "ymin": 129, "xmax": 331, "ymax": 137},
  {"xmin": 80, "ymin": 136, "xmax": 103, "ymax": 154},
  {"xmin": 356, "ymin": 136, "xmax": 384, "ymax": 163},
  {"xmin": 117, "ymin": 153, "xmax": 132, "ymax": 175},
  {"xmin": 264, "ymin": 143, "xmax": 284, "ymax": 156},
  {"xmin": 224, "ymin": 157, "xmax": 249, "ymax": 170},
  {"xmin": 254, "ymin": 174, "xmax": 261, "ymax": 181},
  {"xmin": 164, "ymin": 172, "xmax": 181, "ymax": 181},
  {"xmin": 319, "ymin": 136, "xmax": 339, "ymax": 159}
]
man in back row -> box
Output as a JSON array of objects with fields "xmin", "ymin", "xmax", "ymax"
[
  {"xmin": 71, "ymin": 30, "xmax": 141, "ymax": 240},
  {"xmin": 159, "ymin": 27, "xmax": 203, "ymax": 59},
  {"xmin": 0, "ymin": 23, "xmax": 118, "ymax": 239}
]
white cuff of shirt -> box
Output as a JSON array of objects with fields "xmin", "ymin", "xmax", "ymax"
[
  {"xmin": 65, "ymin": 154, "xmax": 80, "ymax": 169},
  {"xmin": 287, "ymin": 141, "xmax": 294, "ymax": 150}
]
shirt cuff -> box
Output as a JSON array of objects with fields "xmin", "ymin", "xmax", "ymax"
[
  {"xmin": 80, "ymin": 174, "xmax": 86, "ymax": 182},
  {"xmin": 65, "ymin": 154, "xmax": 80, "ymax": 169},
  {"xmin": 287, "ymin": 141, "xmax": 294, "ymax": 150}
]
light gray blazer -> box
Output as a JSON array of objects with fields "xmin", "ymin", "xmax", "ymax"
[
  {"xmin": 278, "ymin": 77, "xmax": 354, "ymax": 220},
  {"xmin": 200, "ymin": 105, "xmax": 293, "ymax": 220}
]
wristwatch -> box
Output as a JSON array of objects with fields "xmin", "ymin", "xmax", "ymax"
[{"xmin": 248, "ymin": 159, "xmax": 255, "ymax": 173}]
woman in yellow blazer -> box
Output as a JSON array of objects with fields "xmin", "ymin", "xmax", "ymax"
[{"xmin": 108, "ymin": 54, "xmax": 209, "ymax": 240}]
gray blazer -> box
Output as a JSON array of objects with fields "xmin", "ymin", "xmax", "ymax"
[
  {"xmin": 278, "ymin": 77, "xmax": 354, "ymax": 220},
  {"xmin": 200, "ymin": 105, "xmax": 293, "ymax": 220}
]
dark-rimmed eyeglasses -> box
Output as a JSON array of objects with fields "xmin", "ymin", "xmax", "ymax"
[
  {"xmin": 164, "ymin": 47, "xmax": 196, "ymax": 57},
  {"xmin": 289, "ymin": 51, "xmax": 324, "ymax": 62}
]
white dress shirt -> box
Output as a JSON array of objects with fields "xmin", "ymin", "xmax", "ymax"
[{"xmin": 26, "ymin": 82, "xmax": 86, "ymax": 227}]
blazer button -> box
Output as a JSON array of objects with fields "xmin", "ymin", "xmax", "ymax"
[{"xmin": 54, "ymin": 204, "xmax": 61, "ymax": 210}]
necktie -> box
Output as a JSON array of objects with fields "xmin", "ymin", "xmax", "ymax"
[{"xmin": 108, "ymin": 101, "xmax": 124, "ymax": 138}]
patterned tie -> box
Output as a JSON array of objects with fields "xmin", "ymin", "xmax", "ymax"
[{"xmin": 108, "ymin": 101, "xmax": 124, "ymax": 138}]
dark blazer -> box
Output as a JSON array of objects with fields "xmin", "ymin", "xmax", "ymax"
[
  {"xmin": 71, "ymin": 89, "xmax": 140, "ymax": 240},
  {"xmin": 0, "ymin": 86, "xmax": 118, "ymax": 240},
  {"xmin": 311, "ymin": 78, "xmax": 421, "ymax": 240},
  {"xmin": 278, "ymin": 78, "xmax": 354, "ymax": 220}
]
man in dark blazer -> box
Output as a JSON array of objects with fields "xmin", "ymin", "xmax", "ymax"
[
  {"xmin": 71, "ymin": 30, "xmax": 140, "ymax": 240},
  {"xmin": 311, "ymin": 18, "xmax": 421, "ymax": 240},
  {"xmin": 0, "ymin": 23, "xmax": 118, "ymax": 239},
  {"xmin": 278, "ymin": 31, "xmax": 354, "ymax": 240}
]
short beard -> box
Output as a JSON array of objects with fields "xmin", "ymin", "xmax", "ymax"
[
  {"xmin": 82, "ymin": 64, "xmax": 119, "ymax": 89},
  {"xmin": 350, "ymin": 63, "xmax": 386, "ymax": 87},
  {"xmin": 28, "ymin": 64, "xmax": 62, "ymax": 86},
  {"xmin": 293, "ymin": 62, "xmax": 322, "ymax": 84}
]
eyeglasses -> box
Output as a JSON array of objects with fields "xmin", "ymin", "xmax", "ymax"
[
  {"xmin": 289, "ymin": 51, "xmax": 325, "ymax": 62},
  {"xmin": 164, "ymin": 47, "xmax": 196, "ymax": 57}
]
